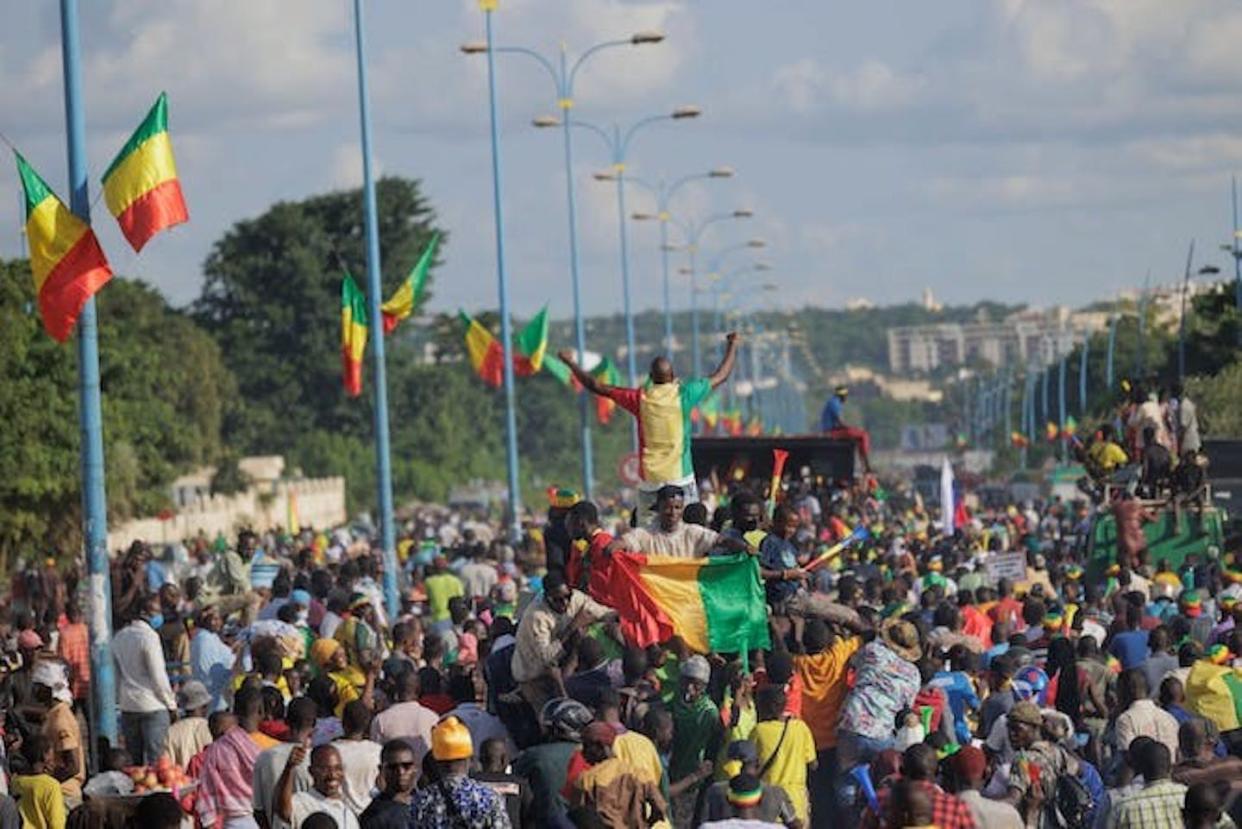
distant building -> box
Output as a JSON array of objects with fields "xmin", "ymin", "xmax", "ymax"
[{"xmin": 886, "ymin": 305, "xmax": 1105, "ymax": 374}]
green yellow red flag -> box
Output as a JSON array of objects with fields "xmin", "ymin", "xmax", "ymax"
[
  {"xmin": 591, "ymin": 357, "xmax": 620, "ymax": 424},
  {"xmin": 15, "ymin": 151, "xmax": 113, "ymax": 342},
  {"xmin": 514, "ymin": 306, "xmax": 549, "ymax": 375},
  {"xmin": 341, "ymin": 273, "xmax": 369, "ymax": 396},
  {"xmin": 459, "ymin": 311, "xmax": 504, "ymax": 387},
  {"xmin": 101, "ymin": 92, "xmax": 188, "ymax": 252},
  {"xmin": 381, "ymin": 232, "xmax": 438, "ymax": 335}
]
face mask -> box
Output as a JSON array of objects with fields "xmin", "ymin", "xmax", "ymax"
[
  {"xmin": 147, "ymin": 613, "xmax": 164, "ymax": 630},
  {"xmin": 297, "ymin": 611, "xmax": 309, "ymax": 626}
]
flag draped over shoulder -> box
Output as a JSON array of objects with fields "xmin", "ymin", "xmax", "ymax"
[
  {"xmin": 381, "ymin": 232, "xmax": 437, "ymax": 335},
  {"xmin": 101, "ymin": 92, "xmax": 188, "ymax": 252},
  {"xmin": 603, "ymin": 552, "xmax": 770, "ymax": 654},
  {"xmin": 15, "ymin": 152, "xmax": 113, "ymax": 342},
  {"xmin": 513, "ymin": 307, "xmax": 549, "ymax": 375},
  {"xmin": 341, "ymin": 274, "xmax": 369, "ymax": 396},
  {"xmin": 459, "ymin": 311, "xmax": 504, "ymax": 387}
]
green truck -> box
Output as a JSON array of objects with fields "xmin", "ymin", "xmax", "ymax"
[{"xmin": 1084, "ymin": 503, "xmax": 1226, "ymax": 581}]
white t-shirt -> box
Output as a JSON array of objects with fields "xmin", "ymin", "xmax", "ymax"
[
  {"xmin": 330, "ymin": 739, "xmax": 382, "ymax": 815},
  {"xmin": 290, "ymin": 790, "xmax": 360, "ymax": 829}
]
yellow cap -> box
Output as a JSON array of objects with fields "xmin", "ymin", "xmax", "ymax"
[{"xmin": 432, "ymin": 716, "xmax": 474, "ymax": 761}]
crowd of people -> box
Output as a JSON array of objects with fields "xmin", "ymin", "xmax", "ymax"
[{"xmin": 0, "ymin": 348, "xmax": 1237, "ymax": 829}]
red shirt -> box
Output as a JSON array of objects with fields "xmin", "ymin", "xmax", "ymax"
[
  {"xmin": 961, "ymin": 605, "xmax": 994, "ymax": 649},
  {"xmin": 988, "ymin": 596, "xmax": 1024, "ymax": 631}
]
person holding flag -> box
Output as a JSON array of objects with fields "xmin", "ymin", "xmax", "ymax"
[{"xmin": 557, "ymin": 332, "xmax": 740, "ymax": 517}]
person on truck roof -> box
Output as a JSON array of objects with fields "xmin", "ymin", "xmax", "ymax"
[
  {"xmin": 557, "ymin": 332, "xmax": 740, "ymax": 518},
  {"xmin": 819, "ymin": 385, "xmax": 873, "ymax": 472}
]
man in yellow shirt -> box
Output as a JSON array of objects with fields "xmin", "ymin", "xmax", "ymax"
[
  {"xmin": 751, "ymin": 685, "xmax": 817, "ymax": 825},
  {"xmin": 11, "ymin": 735, "xmax": 66, "ymax": 829},
  {"xmin": 1087, "ymin": 424, "xmax": 1129, "ymax": 476}
]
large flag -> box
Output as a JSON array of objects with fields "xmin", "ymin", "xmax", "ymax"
[
  {"xmin": 101, "ymin": 92, "xmax": 188, "ymax": 252},
  {"xmin": 513, "ymin": 307, "xmax": 549, "ymax": 376},
  {"xmin": 341, "ymin": 274, "xmax": 369, "ymax": 396},
  {"xmin": 604, "ymin": 552, "xmax": 770, "ymax": 654},
  {"xmin": 381, "ymin": 232, "xmax": 438, "ymax": 334},
  {"xmin": 15, "ymin": 152, "xmax": 113, "ymax": 342},
  {"xmin": 459, "ymin": 311, "xmax": 504, "ymax": 387},
  {"xmin": 591, "ymin": 357, "xmax": 620, "ymax": 424}
]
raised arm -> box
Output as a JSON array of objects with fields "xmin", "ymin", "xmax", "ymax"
[
  {"xmin": 556, "ymin": 349, "xmax": 614, "ymax": 397},
  {"xmin": 707, "ymin": 332, "xmax": 741, "ymax": 389}
]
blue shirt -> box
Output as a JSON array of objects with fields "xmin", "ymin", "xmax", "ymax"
[
  {"xmin": 758, "ymin": 534, "xmax": 799, "ymax": 604},
  {"xmin": 1108, "ymin": 629, "xmax": 1150, "ymax": 671},
  {"xmin": 190, "ymin": 628, "xmax": 235, "ymax": 711},
  {"xmin": 820, "ymin": 396, "xmax": 844, "ymax": 431},
  {"xmin": 930, "ymin": 670, "xmax": 980, "ymax": 745}
]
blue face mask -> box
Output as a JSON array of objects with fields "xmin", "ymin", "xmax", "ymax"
[{"xmin": 147, "ymin": 613, "xmax": 165, "ymax": 631}]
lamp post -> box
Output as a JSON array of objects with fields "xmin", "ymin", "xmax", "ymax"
[
  {"xmin": 621, "ymin": 168, "xmax": 734, "ymax": 354},
  {"xmin": 537, "ymin": 106, "xmax": 703, "ymax": 389},
  {"xmin": 697, "ymin": 236, "xmax": 765, "ymax": 374},
  {"xmin": 462, "ymin": 1, "xmax": 522, "ymax": 541},
  {"xmin": 351, "ymin": 0, "xmax": 400, "ymax": 615},
  {"xmin": 58, "ymin": 0, "xmax": 117, "ymax": 749},
  {"xmin": 634, "ymin": 209, "xmax": 753, "ymax": 374},
  {"xmin": 1179, "ymin": 256, "xmax": 1221, "ymax": 383},
  {"xmin": 461, "ymin": 28, "xmax": 664, "ymax": 499},
  {"xmin": 706, "ymin": 262, "xmax": 772, "ymax": 335}
]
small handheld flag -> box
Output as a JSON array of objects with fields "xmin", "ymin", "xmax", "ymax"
[{"xmin": 805, "ymin": 526, "xmax": 871, "ymax": 572}]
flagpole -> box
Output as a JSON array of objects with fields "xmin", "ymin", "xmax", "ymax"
[
  {"xmin": 58, "ymin": 0, "xmax": 117, "ymax": 750},
  {"xmin": 351, "ymin": 0, "xmax": 398, "ymax": 617},
  {"xmin": 480, "ymin": 1, "xmax": 523, "ymax": 541}
]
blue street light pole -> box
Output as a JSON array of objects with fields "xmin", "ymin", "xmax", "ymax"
[
  {"xmin": 1058, "ymin": 355, "xmax": 1067, "ymax": 461},
  {"xmin": 574, "ymin": 109, "xmax": 702, "ymax": 390},
  {"xmin": 653, "ymin": 211, "xmax": 754, "ymax": 375},
  {"xmin": 351, "ymin": 0, "xmax": 398, "ymax": 616},
  {"xmin": 700, "ymin": 238, "xmax": 766, "ymax": 371},
  {"xmin": 1079, "ymin": 334, "xmax": 1089, "ymax": 415},
  {"xmin": 627, "ymin": 169, "xmax": 734, "ymax": 354},
  {"xmin": 472, "ymin": 32, "xmax": 664, "ymax": 499},
  {"xmin": 58, "ymin": 0, "xmax": 116, "ymax": 749},
  {"xmin": 1106, "ymin": 315, "xmax": 1117, "ymax": 391},
  {"xmin": 471, "ymin": 1, "xmax": 522, "ymax": 541},
  {"xmin": 1233, "ymin": 177, "xmax": 1242, "ymax": 346}
]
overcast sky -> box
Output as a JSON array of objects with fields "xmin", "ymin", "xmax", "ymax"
[{"xmin": 3, "ymin": 0, "xmax": 1242, "ymax": 320}]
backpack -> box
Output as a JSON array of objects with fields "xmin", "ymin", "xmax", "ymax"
[{"xmin": 1043, "ymin": 766, "xmax": 1094, "ymax": 829}]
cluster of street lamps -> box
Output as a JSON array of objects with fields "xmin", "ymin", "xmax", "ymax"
[{"xmin": 461, "ymin": 1, "xmax": 773, "ymax": 524}]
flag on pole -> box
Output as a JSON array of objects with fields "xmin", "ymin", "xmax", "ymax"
[
  {"xmin": 15, "ymin": 152, "xmax": 113, "ymax": 342},
  {"xmin": 805, "ymin": 525, "xmax": 871, "ymax": 572},
  {"xmin": 543, "ymin": 352, "xmax": 576, "ymax": 386},
  {"xmin": 340, "ymin": 273, "xmax": 369, "ymax": 396},
  {"xmin": 1045, "ymin": 421, "xmax": 1060, "ymax": 442},
  {"xmin": 1010, "ymin": 431, "xmax": 1030, "ymax": 448},
  {"xmin": 459, "ymin": 311, "xmax": 504, "ymax": 387},
  {"xmin": 514, "ymin": 306, "xmax": 549, "ymax": 376},
  {"xmin": 381, "ymin": 232, "xmax": 437, "ymax": 334},
  {"xmin": 100, "ymin": 92, "xmax": 188, "ymax": 252},
  {"xmin": 590, "ymin": 357, "xmax": 620, "ymax": 424},
  {"xmin": 940, "ymin": 456, "xmax": 955, "ymax": 536}
]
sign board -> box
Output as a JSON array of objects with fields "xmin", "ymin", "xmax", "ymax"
[
  {"xmin": 618, "ymin": 452, "xmax": 641, "ymax": 486},
  {"xmin": 986, "ymin": 552, "xmax": 1027, "ymax": 583}
]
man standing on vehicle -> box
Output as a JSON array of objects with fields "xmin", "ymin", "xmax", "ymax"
[
  {"xmin": 557, "ymin": 332, "xmax": 739, "ymax": 517},
  {"xmin": 820, "ymin": 385, "xmax": 872, "ymax": 472}
]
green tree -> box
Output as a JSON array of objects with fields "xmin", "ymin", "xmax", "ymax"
[
  {"xmin": 192, "ymin": 177, "xmax": 443, "ymax": 452},
  {"xmin": 0, "ymin": 262, "xmax": 235, "ymax": 566}
]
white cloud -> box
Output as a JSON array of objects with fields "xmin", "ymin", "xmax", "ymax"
[
  {"xmin": 773, "ymin": 58, "xmax": 924, "ymax": 114},
  {"xmin": 330, "ymin": 142, "xmax": 365, "ymax": 190}
]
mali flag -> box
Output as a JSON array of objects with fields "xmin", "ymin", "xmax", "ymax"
[
  {"xmin": 15, "ymin": 152, "xmax": 113, "ymax": 342},
  {"xmin": 591, "ymin": 357, "xmax": 620, "ymax": 424},
  {"xmin": 459, "ymin": 311, "xmax": 504, "ymax": 387},
  {"xmin": 381, "ymin": 232, "xmax": 437, "ymax": 334},
  {"xmin": 604, "ymin": 552, "xmax": 770, "ymax": 653},
  {"xmin": 1045, "ymin": 421, "xmax": 1060, "ymax": 442},
  {"xmin": 101, "ymin": 92, "xmax": 188, "ymax": 253},
  {"xmin": 341, "ymin": 273, "xmax": 369, "ymax": 396},
  {"xmin": 513, "ymin": 307, "xmax": 549, "ymax": 376}
]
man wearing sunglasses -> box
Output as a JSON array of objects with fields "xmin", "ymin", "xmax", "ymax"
[{"xmin": 360, "ymin": 740, "xmax": 418, "ymax": 829}]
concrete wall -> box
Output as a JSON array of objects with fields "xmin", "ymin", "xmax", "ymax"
[{"xmin": 106, "ymin": 476, "xmax": 347, "ymax": 552}]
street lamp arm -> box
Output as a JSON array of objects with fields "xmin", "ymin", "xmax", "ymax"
[
  {"xmin": 665, "ymin": 172, "xmax": 713, "ymax": 207},
  {"xmin": 568, "ymin": 39, "xmax": 634, "ymax": 91},
  {"xmin": 570, "ymin": 119, "xmax": 617, "ymax": 156},
  {"xmin": 490, "ymin": 45, "xmax": 562, "ymax": 93},
  {"xmin": 620, "ymin": 113, "xmax": 674, "ymax": 157}
]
